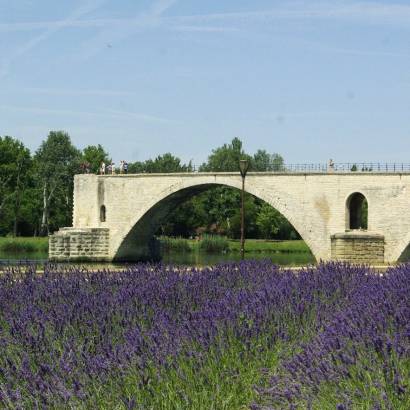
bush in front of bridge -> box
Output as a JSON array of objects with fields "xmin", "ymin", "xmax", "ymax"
[{"xmin": 0, "ymin": 262, "xmax": 408, "ymax": 408}]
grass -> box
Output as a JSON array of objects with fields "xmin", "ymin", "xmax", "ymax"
[
  {"xmin": 0, "ymin": 236, "xmax": 312, "ymax": 256},
  {"xmin": 79, "ymin": 335, "xmax": 284, "ymax": 410},
  {"xmin": 198, "ymin": 234, "xmax": 230, "ymax": 253},
  {"xmin": 0, "ymin": 237, "xmax": 48, "ymax": 253},
  {"xmin": 159, "ymin": 236, "xmax": 311, "ymax": 254}
]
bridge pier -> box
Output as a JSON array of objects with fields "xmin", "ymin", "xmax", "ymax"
[
  {"xmin": 331, "ymin": 232, "xmax": 385, "ymax": 264},
  {"xmin": 49, "ymin": 227, "xmax": 110, "ymax": 262}
]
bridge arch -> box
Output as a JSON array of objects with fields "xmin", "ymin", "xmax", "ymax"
[{"xmin": 112, "ymin": 179, "xmax": 319, "ymax": 262}]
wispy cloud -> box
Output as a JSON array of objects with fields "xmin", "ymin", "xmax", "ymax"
[
  {"xmin": 0, "ymin": 104, "xmax": 176, "ymax": 124},
  {"xmin": 21, "ymin": 87, "xmax": 137, "ymax": 97},
  {"xmin": 0, "ymin": 0, "xmax": 108, "ymax": 79},
  {"xmin": 3, "ymin": 1, "xmax": 410, "ymax": 35},
  {"xmin": 301, "ymin": 39, "xmax": 410, "ymax": 59},
  {"xmin": 72, "ymin": 0, "xmax": 179, "ymax": 61},
  {"xmin": 171, "ymin": 2, "xmax": 410, "ymax": 25}
]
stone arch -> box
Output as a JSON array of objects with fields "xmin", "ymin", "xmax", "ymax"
[
  {"xmin": 346, "ymin": 192, "xmax": 368, "ymax": 230},
  {"xmin": 112, "ymin": 179, "xmax": 320, "ymax": 262}
]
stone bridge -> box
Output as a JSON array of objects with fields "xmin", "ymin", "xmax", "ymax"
[{"xmin": 49, "ymin": 172, "xmax": 410, "ymax": 264}]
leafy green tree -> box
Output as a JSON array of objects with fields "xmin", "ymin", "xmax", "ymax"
[
  {"xmin": 200, "ymin": 137, "xmax": 252, "ymax": 172},
  {"xmin": 128, "ymin": 153, "xmax": 193, "ymax": 174},
  {"xmin": 0, "ymin": 136, "xmax": 32, "ymax": 236},
  {"xmin": 256, "ymin": 203, "xmax": 282, "ymax": 239},
  {"xmin": 226, "ymin": 195, "xmax": 260, "ymax": 239},
  {"xmin": 34, "ymin": 131, "xmax": 81, "ymax": 235},
  {"xmin": 252, "ymin": 149, "xmax": 284, "ymax": 171},
  {"xmin": 82, "ymin": 144, "xmax": 110, "ymax": 174}
]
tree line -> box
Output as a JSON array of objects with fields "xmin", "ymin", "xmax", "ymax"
[{"xmin": 0, "ymin": 132, "xmax": 299, "ymax": 240}]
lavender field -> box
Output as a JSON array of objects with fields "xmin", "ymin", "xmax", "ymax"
[{"xmin": 0, "ymin": 261, "xmax": 409, "ymax": 409}]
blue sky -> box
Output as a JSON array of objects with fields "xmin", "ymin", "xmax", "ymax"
[{"xmin": 1, "ymin": 0, "xmax": 410, "ymax": 165}]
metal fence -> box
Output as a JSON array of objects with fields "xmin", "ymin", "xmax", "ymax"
[{"xmin": 185, "ymin": 163, "xmax": 410, "ymax": 173}]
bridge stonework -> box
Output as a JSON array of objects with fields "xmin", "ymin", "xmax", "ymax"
[{"xmin": 49, "ymin": 173, "xmax": 410, "ymax": 264}]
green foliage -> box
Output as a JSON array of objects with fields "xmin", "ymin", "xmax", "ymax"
[
  {"xmin": 200, "ymin": 137, "xmax": 251, "ymax": 172},
  {"xmin": 82, "ymin": 144, "xmax": 110, "ymax": 174},
  {"xmin": 128, "ymin": 153, "xmax": 193, "ymax": 173},
  {"xmin": 0, "ymin": 136, "xmax": 32, "ymax": 236},
  {"xmin": 35, "ymin": 131, "xmax": 81, "ymax": 235},
  {"xmin": 199, "ymin": 234, "xmax": 229, "ymax": 253},
  {"xmin": 159, "ymin": 236, "xmax": 191, "ymax": 252},
  {"xmin": 251, "ymin": 149, "xmax": 284, "ymax": 171},
  {"xmin": 256, "ymin": 203, "xmax": 282, "ymax": 238},
  {"xmin": 0, "ymin": 237, "xmax": 48, "ymax": 253}
]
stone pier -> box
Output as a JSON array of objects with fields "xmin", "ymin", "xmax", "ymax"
[{"xmin": 49, "ymin": 228, "xmax": 109, "ymax": 262}]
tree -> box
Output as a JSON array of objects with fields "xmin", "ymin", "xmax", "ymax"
[
  {"xmin": 34, "ymin": 131, "xmax": 81, "ymax": 235},
  {"xmin": 252, "ymin": 149, "xmax": 284, "ymax": 172},
  {"xmin": 256, "ymin": 203, "xmax": 282, "ymax": 239},
  {"xmin": 0, "ymin": 136, "xmax": 32, "ymax": 236},
  {"xmin": 82, "ymin": 144, "xmax": 110, "ymax": 174},
  {"xmin": 200, "ymin": 137, "xmax": 252, "ymax": 172},
  {"xmin": 128, "ymin": 153, "xmax": 193, "ymax": 173}
]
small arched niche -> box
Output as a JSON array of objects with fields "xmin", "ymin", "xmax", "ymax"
[
  {"xmin": 346, "ymin": 192, "xmax": 368, "ymax": 230},
  {"xmin": 100, "ymin": 205, "xmax": 106, "ymax": 222}
]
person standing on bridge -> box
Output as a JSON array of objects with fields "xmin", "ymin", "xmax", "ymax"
[
  {"xmin": 123, "ymin": 161, "xmax": 128, "ymax": 174},
  {"xmin": 100, "ymin": 161, "xmax": 106, "ymax": 175},
  {"xmin": 328, "ymin": 159, "xmax": 335, "ymax": 173}
]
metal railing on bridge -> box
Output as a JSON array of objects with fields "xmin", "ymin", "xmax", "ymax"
[{"xmin": 183, "ymin": 163, "xmax": 410, "ymax": 173}]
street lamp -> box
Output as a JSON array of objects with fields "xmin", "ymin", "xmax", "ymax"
[{"xmin": 239, "ymin": 159, "xmax": 249, "ymax": 260}]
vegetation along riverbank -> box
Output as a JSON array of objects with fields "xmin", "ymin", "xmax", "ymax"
[
  {"xmin": 159, "ymin": 236, "xmax": 311, "ymax": 254},
  {"xmin": 0, "ymin": 236, "xmax": 311, "ymax": 255},
  {"xmin": 0, "ymin": 237, "xmax": 48, "ymax": 253}
]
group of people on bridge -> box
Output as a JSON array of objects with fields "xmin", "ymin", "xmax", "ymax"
[
  {"xmin": 100, "ymin": 161, "xmax": 128, "ymax": 175},
  {"xmin": 80, "ymin": 161, "xmax": 129, "ymax": 174}
]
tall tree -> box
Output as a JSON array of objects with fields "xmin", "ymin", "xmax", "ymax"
[
  {"xmin": 34, "ymin": 131, "xmax": 81, "ymax": 235},
  {"xmin": 0, "ymin": 136, "xmax": 32, "ymax": 235},
  {"xmin": 82, "ymin": 144, "xmax": 111, "ymax": 174},
  {"xmin": 200, "ymin": 137, "xmax": 252, "ymax": 172},
  {"xmin": 252, "ymin": 149, "xmax": 284, "ymax": 171},
  {"xmin": 128, "ymin": 153, "xmax": 193, "ymax": 173}
]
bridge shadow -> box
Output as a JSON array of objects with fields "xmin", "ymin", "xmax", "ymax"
[{"xmin": 398, "ymin": 243, "xmax": 410, "ymax": 263}]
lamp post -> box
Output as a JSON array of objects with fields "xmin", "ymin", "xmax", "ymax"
[{"xmin": 239, "ymin": 159, "xmax": 249, "ymax": 260}]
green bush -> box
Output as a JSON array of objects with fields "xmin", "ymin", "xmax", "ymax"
[
  {"xmin": 199, "ymin": 235, "xmax": 229, "ymax": 253},
  {"xmin": 0, "ymin": 237, "xmax": 49, "ymax": 253},
  {"xmin": 159, "ymin": 236, "xmax": 191, "ymax": 252}
]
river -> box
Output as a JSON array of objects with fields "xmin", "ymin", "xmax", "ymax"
[{"xmin": 0, "ymin": 249, "xmax": 315, "ymax": 268}]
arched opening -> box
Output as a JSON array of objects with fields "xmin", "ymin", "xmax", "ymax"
[
  {"xmin": 100, "ymin": 205, "xmax": 106, "ymax": 222},
  {"xmin": 346, "ymin": 193, "xmax": 368, "ymax": 230},
  {"xmin": 113, "ymin": 183, "xmax": 316, "ymax": 263}
]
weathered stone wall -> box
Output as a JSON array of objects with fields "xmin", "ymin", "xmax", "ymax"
[
  {"xmin": 331, "ymin": 232, "xmax": 385, "ymax": 264},
  {"xmin": 48, "ymin": 172, "xmax": 410, "ymax": 263},
  {"xmin": 49, "ymin": 227, "xmax": 109, "ymax": 262}
]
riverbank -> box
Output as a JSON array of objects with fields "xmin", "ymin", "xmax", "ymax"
[
  {"xmin": 0, "ymin": 236, "xmax": 311, "ymax": 255},
  {"xmin": 159, "ymin": 236, "xmax": 311, "ymax": 254},
  {"xmin": 0, "ymin": 237, "xmax": 48, "ymax": 253}
]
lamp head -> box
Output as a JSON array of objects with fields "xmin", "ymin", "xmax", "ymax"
[{"xmin": 239, "ymin": 159, "xmax": 249, "ymax": 178}]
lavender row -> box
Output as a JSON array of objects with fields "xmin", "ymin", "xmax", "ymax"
[{"xmin": 0, "ymin": 261, "xmax": 408, "ymax": 408}]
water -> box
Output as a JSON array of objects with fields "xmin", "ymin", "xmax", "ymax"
[
  {"xmin": 0, "ymin": 249, "xmax": 315, "ymax": 268},
  {"xmin": 161, "ymin": 250, "xmax": 315, "ymax": 266}
]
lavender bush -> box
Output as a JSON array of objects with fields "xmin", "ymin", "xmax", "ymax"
[{"xmin": 0, "ymin": 261, "xmax": 408, "ymax": 409}]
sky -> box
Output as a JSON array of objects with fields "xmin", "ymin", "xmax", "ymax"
[{"xmin": 1, "ymin": 0, "xmax": 410, "ymax": 166}]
